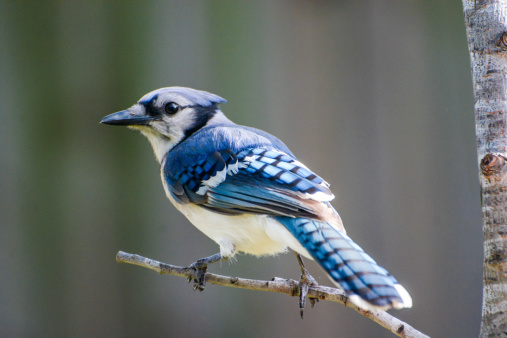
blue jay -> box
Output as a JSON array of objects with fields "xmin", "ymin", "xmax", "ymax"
[{"xmin": 101, "ymin": 87, "xmax": 412, "ymax": 313}]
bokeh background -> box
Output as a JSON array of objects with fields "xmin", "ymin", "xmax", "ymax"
[{"xmin": 0, "ymin": 1, "xmax": 481, "ymax": 337}]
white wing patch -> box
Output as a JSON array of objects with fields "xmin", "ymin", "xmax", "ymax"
[
  {"xmin": 196, "ymin": 159, "xmax": 246, "ymax": 195},
  {"xmin": 196, "ymin": 166, "xmax": 227, "ymax": 195},
  {"xmin": 227, "ymin": 159, "xmax": 247, "ymax": 175}
]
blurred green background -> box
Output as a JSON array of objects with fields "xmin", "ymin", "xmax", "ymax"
[{"xmin": 0, "ymin": 1, "xmax": 481, "ymax": 337}]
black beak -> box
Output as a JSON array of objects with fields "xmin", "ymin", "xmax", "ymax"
[{"xmin": 100, "ymin": 110, "xmax": 154, "ymax": 126}]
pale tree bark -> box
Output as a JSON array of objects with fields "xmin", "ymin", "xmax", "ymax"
[
  {"xmin": 116, "ymin": 251, "xmax": 429, "ymax": 338},
  {"xmin": 462, "ymin": 1, "xmax": 507, "ymax": 337}
]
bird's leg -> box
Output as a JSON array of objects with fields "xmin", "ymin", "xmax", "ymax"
[
  {"xmin": 295, "ymin": 252, "xmax": 319, "ymax": 319},
  {"xmin": 186, "ymin": 253, "xmax": 226, "ymax": 291}
]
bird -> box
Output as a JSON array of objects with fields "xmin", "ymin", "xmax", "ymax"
[{"xmin": 101, "ymin": 86, "xmax": 412, "ymax": 313}]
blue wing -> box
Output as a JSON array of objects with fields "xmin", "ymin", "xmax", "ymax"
[
  {"xmin": 162, "ymin": 125, "xmax": 339, "ymax": 223},
  {"xmin": 167, "ymin": 148, "xmax": 337, "ymax": 220}
]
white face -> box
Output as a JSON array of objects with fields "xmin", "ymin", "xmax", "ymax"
[
  {"xmin": 125, "ymin": 87, "xmax": 229, "ymax": 163},
  {"xmin": 130, "ymin": 90, "xmax": 199, "ymax": 140}
]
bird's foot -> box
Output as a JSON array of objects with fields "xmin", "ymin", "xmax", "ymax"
[
  {"xmin": 295, "ymin": 252, "xmax": 319, "ymax": 319},
  {"xmin": 187, "ymin": 259, "xmax": 209, "ymax": 291},
  {"xmin": 186, "ymin": 252, "xmax": 225, "ymax": 291}
]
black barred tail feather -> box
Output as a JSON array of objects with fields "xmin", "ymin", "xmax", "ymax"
[{"xmin": 276, "ymin": 217, "xmax": 412, "ymax": 311}]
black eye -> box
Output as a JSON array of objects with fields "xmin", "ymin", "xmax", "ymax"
[{"xmin": 164, "ymin": 102, "xmax": 180, "ymax": 114}]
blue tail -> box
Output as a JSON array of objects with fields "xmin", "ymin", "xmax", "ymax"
[{"xmin": 276, "ymin": 217, "xmax": 412, "ymax": 310}]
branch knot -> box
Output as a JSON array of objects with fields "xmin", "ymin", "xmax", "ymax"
[
  {"xmin": 497, "ymin": 32, "xmax": 507, "ymax": 51},
  {"xmin": 480, "ymin": 154, "xmax": 507, "ymax": 175}
]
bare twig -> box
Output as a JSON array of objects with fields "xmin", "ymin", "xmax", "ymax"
[{"xmin": 116, "ymin": 251, "xmax": 428, "ymax": 338}]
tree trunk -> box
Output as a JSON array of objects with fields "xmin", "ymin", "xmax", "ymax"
[{"xmin": 462, "ymin": 1, "xmax": 507, "ymax": 337}]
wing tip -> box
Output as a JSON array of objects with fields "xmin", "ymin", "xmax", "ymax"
[{"xmin": 306, "ymin": 190, "xmax": 334, "ymax": 202}]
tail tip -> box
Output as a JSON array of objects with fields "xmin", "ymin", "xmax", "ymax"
[
  {"xmin": 348, "ymin": 284, "xmax": 413, "ymax": 311},
  {"xmin": 393, "ymin": 283, "xmax": 412, "ymax": 309}
]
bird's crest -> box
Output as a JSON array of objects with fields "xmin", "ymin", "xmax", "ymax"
[{"xmin": 139, "ymin": 87, "xmax": 227, "ymax": 108}]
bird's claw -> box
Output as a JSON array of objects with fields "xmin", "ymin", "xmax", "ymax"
[
  {"xmin": 296, "ymin": 253, "xmax": 318, "ymax": 319},
  {"xmin": 299, "ymin": 267, "xmax": 318, "ymax": 319},
  {"xmin": 186, "ymin": 259, "xmax": 208, "ymax": 291},
  {"xmin": 309, "ymin": 297, "xmax": 319, "ymax": 309},
  {"xmin": 184, "ymin": 252, "xmax": 226, "ymax": 291}
]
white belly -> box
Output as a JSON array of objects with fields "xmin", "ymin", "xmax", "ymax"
[{"xmin": 168, "ymin": 194, "xmax": 311, "ymax": 259}]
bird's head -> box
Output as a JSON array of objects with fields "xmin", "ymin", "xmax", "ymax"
[{"xmin": 101, "ymin": 87, "xmax": 229, "ymax": 162}]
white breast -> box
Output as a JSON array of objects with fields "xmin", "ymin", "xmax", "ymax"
[{"xmin": 166, "ymin": 192, "xmax": 311, "ymax": 259}]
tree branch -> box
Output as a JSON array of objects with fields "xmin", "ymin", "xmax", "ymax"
[{"xmin": 116, "ymin": 251, "xmax": 428, "ymax": 338}]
